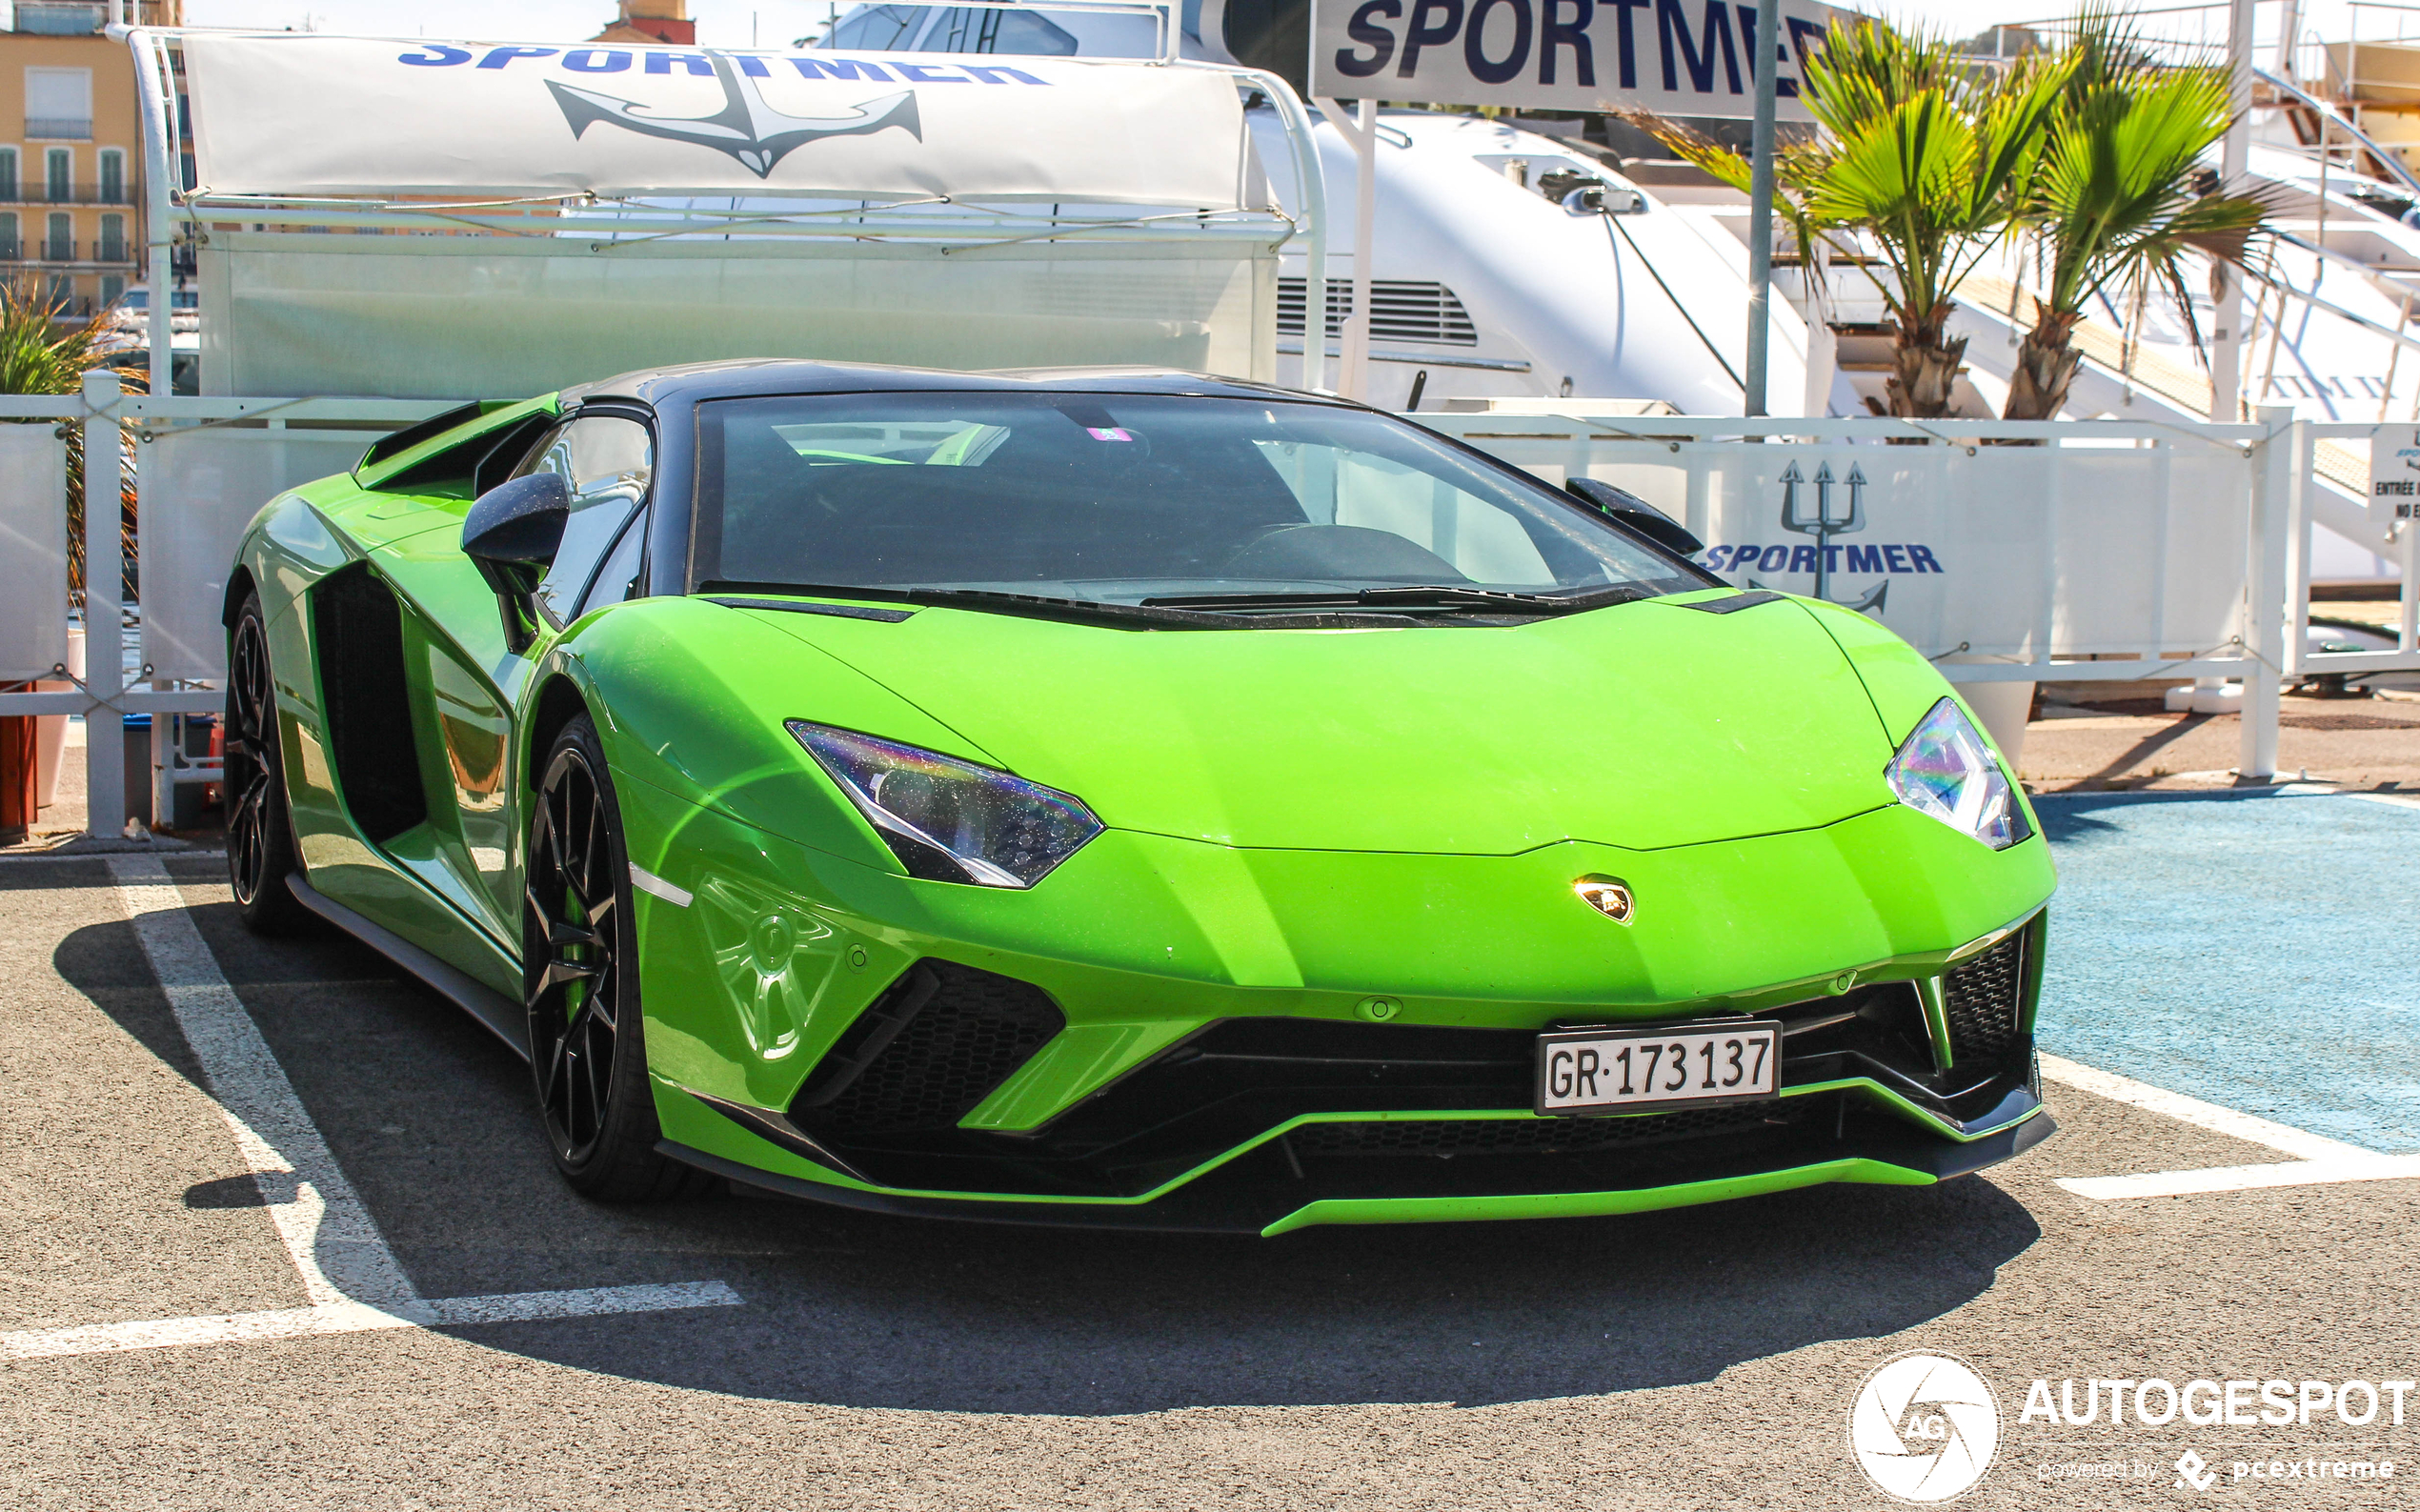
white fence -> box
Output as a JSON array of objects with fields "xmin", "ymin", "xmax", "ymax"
[
  {"xmin": 0, "ymin": 375, "xmax": 454, "ymax": 837},
  {"xmin": 0, "ymin": 383, "xmax": 2412, "ymax": 842},
  {"xmin": 1421, "ymin": 405, "xmax": 2416, "ymax": 780}
]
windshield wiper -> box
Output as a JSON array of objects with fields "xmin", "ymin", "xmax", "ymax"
[
  {"xmin": 1141, "ymin": 584, "xmax": 1648, "ymax": 614},
  {"xmin": 700, "ymin": 579, "xmax": 1228, "ymax": 629}
]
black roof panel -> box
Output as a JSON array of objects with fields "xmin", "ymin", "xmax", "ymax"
[{"xmin": 562, "ymin": 359, "xmax": 1341, "ymax": 411}]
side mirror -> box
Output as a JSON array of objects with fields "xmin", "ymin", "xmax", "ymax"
[
  {"xmin": 463, "ymin": 472, "xmax": 570, "ymax": 653},
  {"xmin": 1564, "ymin": 477, "xmax": 1704, "ymax": 556}
]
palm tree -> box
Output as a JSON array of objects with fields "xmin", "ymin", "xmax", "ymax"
[
  {"xmin": 0, "ymin": 276, "xmax": 141, "ymax": 606},
  {"xmin": 1999, "ymin": 12, "xmax": 2270, "ymax": 419},
  {"xmin": 1650, "ymin": 20, "xmax": 2067, "ymax": 418}
]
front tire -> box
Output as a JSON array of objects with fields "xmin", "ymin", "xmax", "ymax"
[
  {"xmin": 225, "ymin": 594, "xmax": 314, "ymax": 936},
  {"xmin": 525, "ymin": 714, "xmax": 709, "ymax": 1201}
]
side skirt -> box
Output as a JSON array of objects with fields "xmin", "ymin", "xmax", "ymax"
[{"xmin": 286, "ymin": 872, "xmax": 530, "ymax": 1060}]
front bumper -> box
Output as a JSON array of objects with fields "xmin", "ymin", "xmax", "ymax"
[
  {"xmin": 651, "ymin": 917, "xmax": 2053, "ymax": 1234},
  {"xmin": 624, "ymin": 782, "xmax": 2057, "ymax": 1233},
  {"xmin": 658, "ymin": 1088, "xmax": 2054, "ymax": 1237}
]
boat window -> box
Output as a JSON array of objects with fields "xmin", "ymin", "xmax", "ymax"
[
  {"xmin": 824, "ymin": 4, "xmax": 930, "ymax": 50},
  {"xmin": 823, "ymin": 4, "xmax": 1085, "ymax": 54},
  {"xmin": 693, "ymin": 392, "xmax": 1700, "ymax": 615}
]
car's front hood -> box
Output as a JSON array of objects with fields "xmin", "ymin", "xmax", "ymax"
[{"xmin": 745, "ymin": 594, "xmax": 1899, "ymax": 855}]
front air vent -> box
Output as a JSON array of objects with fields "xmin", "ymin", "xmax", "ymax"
[
  {"xmin": 791, "ymin": 960, "xmax": 1064, "ymax": 1137},
  {"xmin": 1943, "ymin": 934, "xmax": 2026, "ymax": 1061},
  {"xmin": 1278, "ymin": 278, "xmax": 1480, "ymax": 346},
  {"xmin": 1289, "ymin": 1101, "xmax": 1800, "ymax": 1158}
]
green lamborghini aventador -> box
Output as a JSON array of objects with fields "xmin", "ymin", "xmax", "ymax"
[{"xmin": 223, "ymin": 360, "xmax": 2055, "ymax": 1234}]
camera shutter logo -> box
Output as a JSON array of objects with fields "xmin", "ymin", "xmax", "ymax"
[{"xmin": 1847, "ymin": 1350, "xmax": 2002, "ymax": 1502}]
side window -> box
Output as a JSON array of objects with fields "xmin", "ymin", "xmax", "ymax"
[
  {"xmin": 578, "ymin": 509, "xmax": 648, "ymax": 619},
  {"xmin": 528, "ymin": 415, "xmax": 652, "ymax": 627}
]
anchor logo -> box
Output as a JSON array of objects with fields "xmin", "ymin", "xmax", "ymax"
[
  {"xmin": 547, "ymin": 52, "xmax": 921, "ymax": 178},
  {"xmin": 1768, "ymin": 459, "xmax": 1888, "ymax": 615}
]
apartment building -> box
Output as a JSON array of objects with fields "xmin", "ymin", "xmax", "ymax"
[{"xmin": 0, "ymin": 0, "xmax": 179, "ymax": 320}]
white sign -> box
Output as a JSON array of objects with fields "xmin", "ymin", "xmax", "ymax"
[
  {"xmin": 181, "ymin": 35, "xmax": 1253, "ymax": 208},
  {"xmin": 2369, "ymin": 423, "xmax": 2420, "ymax": 527},
  {"xmin": 1310, "ymin": 0, "xmax": 1853, "ymax": 118}
]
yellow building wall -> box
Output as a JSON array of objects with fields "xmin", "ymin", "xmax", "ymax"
[{"xmin": 0, "ymin": 28, "xmax": 149, "ymax": 316}]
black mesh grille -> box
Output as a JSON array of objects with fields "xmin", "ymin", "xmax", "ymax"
[
  {"xmin": 1944, "ymin": 934, "xmax": 2025, "ymax": 1061},
  {"xmin": 1288, "ymin": 1102, "xmax": 1793, "ymax": 1158},
  {"xmin": 793, "ymin": 961, "xmax": 1064, "ymax": 1137}
]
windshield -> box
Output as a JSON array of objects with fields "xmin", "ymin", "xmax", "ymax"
[{"xmin": 692, "ymin": 392, "xmax": 1702, "ymax": 614}]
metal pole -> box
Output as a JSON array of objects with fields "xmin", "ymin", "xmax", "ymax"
[
  {"xmin": 2240, "ymin": 404, "xmax": 2293, "ymax": 783},
  {"xmin": 82, "ymin": 370, "xmax": 125, "ymax": 838},
  {"xmin": 130, "ymin": 28, "xmax": 175, "ymax": 399},
  {"xmin": 1347, "ymin": 98, "xmax": 1376, "ymax": 401},
  {"xmin": 2209, "ymin": 0, "xmax": 2257, "ymax": 420},
  {"xmin": 1743, "ymin": 0, "xmax": 1781, "ymax": 418}
]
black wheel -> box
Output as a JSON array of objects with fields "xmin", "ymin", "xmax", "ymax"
[
  {"xmin": 225, "ymin": 595, "xmax": 314, "ymax": 935},
  {"xmin": 525, "ymin": 715, "xmax": 710, "ymax": 1200}
]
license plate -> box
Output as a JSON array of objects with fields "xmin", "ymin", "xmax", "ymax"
[{"xmin": 1535, "ymin": 1020, "xmax": 1780, "ymax": 1117}]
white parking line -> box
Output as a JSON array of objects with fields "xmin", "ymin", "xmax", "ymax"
[
  {"xmin": 0, "ymin": 1282, "xmax": 742, "ymax": 1361},
  {"xmin": 2038, "ymin": 1055, "xmax": 2420, "ymax": 1200},
  {"xmin": 0, "ymin": 857, "xmax": 739, "ymax": 1362}
]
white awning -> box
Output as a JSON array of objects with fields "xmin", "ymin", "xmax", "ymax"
[{"xmin": 180, "ymin": 35, "xmax": 1254, "ymax": 210}]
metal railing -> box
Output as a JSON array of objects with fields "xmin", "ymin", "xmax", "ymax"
[
  {"xmin": 2289, "ymin": 422, "xmax": 2420, "ymax": 677},
  {"xmin": 0, "ymin": 184, "xmax": 136, "ymax": 206},
  {"xmin": 0, "ymin": 384, "xmax": 2407, "ymax": 841},
  {"xmin": 23, "ymin": 118, "xmax": 93, "ymax": 142},
  {"xmin": 1417, "ymin": 406, "xmax": 2417, "ymax": 782}
]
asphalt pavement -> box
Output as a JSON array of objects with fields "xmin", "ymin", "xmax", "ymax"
[{"xmin": 4, "ymin": 804, "xmax": 2417, "ymax": 1510}]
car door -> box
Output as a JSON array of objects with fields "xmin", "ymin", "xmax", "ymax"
[{"xmin": 425, "ymin": 411, "xmax": 655, "ymax": 937}]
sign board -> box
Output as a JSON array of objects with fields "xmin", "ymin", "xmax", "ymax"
[
  {"xmin": 1310, "ymin": 0, "xmax": 1856, "ymax": 119},
  {"xmin": 2370, "ymin": 423, "xmax": 2420, "ymax": 526},
  {"xmin": 181, "ymin": 34, "xmax": 1253, "ymax": 208}
]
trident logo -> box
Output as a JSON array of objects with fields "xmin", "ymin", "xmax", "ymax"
[
  {"xmin": 1774, "ymin": 460, "xmax": 1887, "ymax": 615},
  {"xmin": 548, "ymin": 52, "xmax": 921, "ymax": 178}
]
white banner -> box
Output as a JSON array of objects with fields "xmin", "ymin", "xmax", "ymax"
[
  {"xmin": 1311, "ymin": 0, "xmax": 1852, "ymax": 119},
  {"xmin": 2370, "ymin": 421, "xmax": 2420, "ymax": 526},
  {"xmin": 140, "ymin": 431, "xmax": 370, "ymax": 682},
  {"xmin": 0, "ymin": 425, "xmax": 67, "ymax": 681},
  {"xmin": 181, "ymin": 35, "xmax": 1254, "ymax": 208},
  {"xmin": 1419, "ymin": 421, "xmax": 2253, "ymax": 660}
]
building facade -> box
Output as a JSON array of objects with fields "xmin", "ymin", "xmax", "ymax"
[{"xmin": 0, "ymin": 1, "xmax": 179, "ymax": 319}]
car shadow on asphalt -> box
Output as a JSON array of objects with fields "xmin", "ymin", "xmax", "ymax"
[{"xmin": 56, "ymin": 864, "xmax": 2044, "ymax": 1417}]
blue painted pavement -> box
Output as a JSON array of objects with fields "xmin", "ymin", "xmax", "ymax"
[{"xmin": 2033, "ymin": 788, "xmax": 2420, "ymax": 1154}]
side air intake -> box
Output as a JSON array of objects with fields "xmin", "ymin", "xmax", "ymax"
[
  {"xmin": 791, "ymin": 960, "xmax": 1064, "ymax": 1137},
  {"xmin": 309, "ymin": 564, "xmax": 428, "ymax": 844},
  {"xmin": 1943, "ymin": 934, "xmax": 2026, "ymax": 1061}
]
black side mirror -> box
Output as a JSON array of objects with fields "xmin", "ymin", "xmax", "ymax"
[
  {"xmin": 463, "ymin": 472, "xmax": 570, "ymax": 653},
  {"xmin": 1564, "ymin": 477, "xmax": 1704, "ymax": 556}
]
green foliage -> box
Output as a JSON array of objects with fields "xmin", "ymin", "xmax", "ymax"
[
  {"xmin": 0, "ymin": 276, "xmax": 144, "ymax": 606},
  {"xmin": 0, "ymin": 276, "xmax": 120, "ymax": 397},
  {"xmin": 2016, "ymin": 9, "xmax": 2269, "ymax": 344},
  {"xmin": 1648, "ymin": 7, "xmax": 2272, "ymax": 420}
]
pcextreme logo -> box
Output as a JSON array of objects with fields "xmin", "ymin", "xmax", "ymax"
[{"xmin": 1847, "ymin": 1350, "xmax": 2002, "ymax": 1503}]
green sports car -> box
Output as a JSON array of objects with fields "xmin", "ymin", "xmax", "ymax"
[{"xmin": 223, "ymin": 360, "xmax": 2055, "ymax": 1234}]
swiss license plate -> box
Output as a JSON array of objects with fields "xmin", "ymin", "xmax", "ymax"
[{"xmin": 1535, "ymin": 1020, "xmax": 1780, "ymax": 1117}]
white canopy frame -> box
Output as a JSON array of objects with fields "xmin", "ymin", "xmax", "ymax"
[{"xmin": 121, "ymin": 15, "xmax": 1331, "ymax": 396}]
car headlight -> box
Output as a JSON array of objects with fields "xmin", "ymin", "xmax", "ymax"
[
  {"xmin": 1885, "ymin": 698, "xmax": 2029, "ymax": 850},
  {"xmin": 786, "ymin": 720, "xmax": 1102, "ymax": 887}
]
